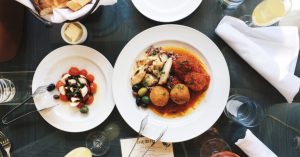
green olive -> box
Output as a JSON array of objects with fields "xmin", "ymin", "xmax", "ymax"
[
  {"xmin": 80, "ymin": 105, "xmax": 89, "ymax": 114},
  {"xmin": 142, "ymin": 96, "xmax": 151, "ymax": 104},
  {"xmin": 138, "ymin": 87, "xmax": 148, "ymax": 97}
]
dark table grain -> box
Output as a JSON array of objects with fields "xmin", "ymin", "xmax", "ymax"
[{"xmin": 0, "ymin": 0, "xmax": 299, "ymax": 156}]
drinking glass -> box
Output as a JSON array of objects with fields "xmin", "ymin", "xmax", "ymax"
[
  {"xmin": 219, "ymin": 0, "xmax": 245, "ymax": 9},
  {"xmin": 0, "ymin": 79, "xmax": 15, "ymax": 103},
  {"xmin": 86, "ymin": 122, "xmax": 120, "ymax": 156},
  {"xmin": 200, "ymin": 138, "xmax": 236, "ymax": 157},
  {"xmin": 240, "ymin": 0, "xmax": 292, "ymax": 27},
  {"xmin": 224, "ymin": 95, "xmax": 265, "ymax": 127}
]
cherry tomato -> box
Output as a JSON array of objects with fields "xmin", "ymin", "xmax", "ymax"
[
  {"xmin": 79, "ymin": 69, "xmax": 88, "ymax": 77},
  {"xmin": 90, "ymin": 83, "xmax": 97, "ymax": 94},
  {"xmin": 56, "ymin": 81, "xmax": 65, "ymax": 89},
  {"xmin": 76, "ymin": 103, "xmax": 83, "ymax": 108},
  {"xmin": 86, "ymin": 96, "xmax": 94, "ymax": 105},
  {"xmin": 83, "ymin": 95, "xmax": 89, "ymax": 102},
  {"xmin": 59, "ymin": 94, "xmax": 68, "ymax": 102},
  {"xmin": 86, "ymin": 74, "xmax": 95, "ymax": 83},
  {"xmin": 69, "ymin": 66, "xmax": 80, "ymax": 76}
]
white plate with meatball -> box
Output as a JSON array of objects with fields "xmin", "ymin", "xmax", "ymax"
[
  {"xmin": 113, "ymin": 25, "xmax": 230, "ymax": 142},
  {"xmin": 32, "ymin": 45, "xmax": 115, "ymax": 132}
]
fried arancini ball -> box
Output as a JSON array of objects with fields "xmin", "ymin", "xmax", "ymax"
[
  {"xmin": 184, "ymin": 72, "xmax": 210, "ymax": 92},
  {"xmin": 149, "ymin": 86, "xmax": 169, "ymax": 107},
  {"xmin": 170, "ymin": 84, "xmax": 190, "ymax": 105}
]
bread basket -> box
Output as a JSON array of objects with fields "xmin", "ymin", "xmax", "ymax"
[{"xmin": 18, "ymin": 0, "xmax": 100, "ymax": 26}]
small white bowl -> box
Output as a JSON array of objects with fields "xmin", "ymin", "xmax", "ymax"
[{"xmin": 61, "ymin": 22, "xmax": 88, "ymax": 45}]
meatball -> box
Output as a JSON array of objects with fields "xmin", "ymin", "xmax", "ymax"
[
  {"xmin": 172, "ymin": 56, "xmax": 192, "ymax": 80},
  {"xmin": 170, "ymin": 84, "xmax": 190, "ymax": 105},
  {"xmin": 184, "ymin": 72, "xmax": 210, "ymax": 92},
  {"xmin": 149, "ymin": 86, "xmax": 169, "ymax": 107},
  {"xmin": 172, "ymin": 55, "xmax": 205, "ymax": 80}
]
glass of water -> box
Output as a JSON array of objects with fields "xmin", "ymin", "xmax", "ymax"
[
  {"xmin": 224, "ymin": 95, "xmax": 265, "ymax": 127},
  {"xmin": 0, "ymin": 79, "xmax": 15, "ymax": 103},
  {"xmin": 86, "ymin": 122, "xmax": 120, "ymax": 156},
  {"xmin": 219, "ymin": 0, "xmax": 245, "ymax": 9}
]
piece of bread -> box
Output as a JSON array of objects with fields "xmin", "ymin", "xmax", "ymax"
[
  {"xmin": 32, "ymin": 0, "xmax": 69, "ymax": 16},
  {"xmin": 66, "ymin": 0, "xmax": 92, "ymax": 11}
]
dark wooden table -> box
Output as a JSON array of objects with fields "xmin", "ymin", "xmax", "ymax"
[{"xmin": 0, "ymin": 0, "xmax": 299, "ymax": 156}]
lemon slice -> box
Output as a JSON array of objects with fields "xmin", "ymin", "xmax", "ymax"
[
  {"xmin": 65, "ymin": 147, "xmax": 92, "ymax": 157},
  {"xmin": 252, "ymin": 0, "xmax": 286, "ymax": 26}
]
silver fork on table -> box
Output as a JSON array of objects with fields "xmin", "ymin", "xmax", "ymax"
[
  {"xmin": 0, "ymin": 131, "xmax": 11, "ymax": 157},
  {"xmin": 1, "ymin": 85, "xmax": 49, "ymax": 125},
  {"xmin": 141, "ymin": 127, "xmax": 168, "ymax": 157}
]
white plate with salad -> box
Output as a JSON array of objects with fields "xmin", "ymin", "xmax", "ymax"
[{"xmin": 32, "ymin": 45, "xmax": 115, "ymax": 132}]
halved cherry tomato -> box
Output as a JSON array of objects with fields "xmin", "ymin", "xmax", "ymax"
[
  {"xmin": 56, "ymin": 81, "xmax": 65, "ymax": 90},
  {"xmin": 79, "ymin": 69, "xmax": 88, "ymax": 77},
  {"xmin": 90, "ymin": 83, "xmax": 97, "ymax": 94},
  {"xmin": 86, "ymin": 95, "xmax": 94, "ymax": 105},
  {"xmin": 59, "ymin": 94, "xmax": 68, "ymax": 102},
  {"xmin": 76, "ymin": 103, "xmax": 83, "ymax": 108},
  {"xmin": 86, "ymin": 74, "xmax": 95, "ymax": 83},
  {"xmin": 69, "ymin": 66, "xmax": 80, "ymax": 76}
]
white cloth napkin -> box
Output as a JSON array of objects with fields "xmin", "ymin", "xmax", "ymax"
[
  {"xmin": 215, "ymin": 16, "xmax": 300, "ymax": 103},
  {"xmin": 15, "ymin": 0, "xmax": 117, "ymax": 23},
  {"xmin": 235, "ymin": 129, "xmax": 277, "ymax": 157}
]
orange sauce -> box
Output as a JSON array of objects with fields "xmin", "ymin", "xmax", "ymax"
[{"xmin": 149, "ymin": 46, "xmax": 209, "ymax": 118}]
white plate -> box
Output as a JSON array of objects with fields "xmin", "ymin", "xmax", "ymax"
[
  {"xmin": 32, "ymin": 45, "xmax": 115, "ymax": 132},
  {"xmin": 132, "ymin": 0, "xmax": 202, "ymax": 22},
  {"xmin": 113, "ymin": 25, "xmax": 230, "ymax": 142}
]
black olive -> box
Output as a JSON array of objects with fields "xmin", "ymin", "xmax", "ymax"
[
  {"xmin": 136, "ymin": 97, "xmax": 143, "ymax": 106},
  {"xmin": 53, "ymin": 95, "xmax": 59, "ymax": 99},
  {"xmin": 132, "ymin": 84, "xmax": 143, "ymax": 92},
  {"xmin": 47, "ymin": 83, "xmax": 55, "ymax": 92}
]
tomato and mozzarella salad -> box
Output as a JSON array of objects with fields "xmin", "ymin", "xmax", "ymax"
[{"xmin": 54, "ymin": 66, "xmax": 97, "ymax": 113}]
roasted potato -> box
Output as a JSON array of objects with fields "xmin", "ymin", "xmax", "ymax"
[
  {"xmin": 170, "ymin": 84, "xmax": 190, "ymax": 105},
  {"xmin": 149, "ymin": 86, "xmax": 169, "ymax": 107}
]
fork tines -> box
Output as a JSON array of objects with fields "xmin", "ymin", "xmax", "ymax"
[{"xmin": 0, "ymin": 131, "xmax": 10, "ymax": 146}]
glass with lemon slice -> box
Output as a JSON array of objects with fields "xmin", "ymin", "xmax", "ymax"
[{"xmin": 247, "ymin": 0, "xmax": 292, "ymax": 26}]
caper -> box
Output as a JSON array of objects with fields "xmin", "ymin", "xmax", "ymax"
[
  {"xmin": 142, "ymin": 96, "xmax": 151, "ymax": 105},
  {"xmin": 138, "ymin": 87, "xmax": 148, "ymax": 97},
  {"xmin": 80, "ymin": 105, "xmax": 89, "ymax": 113},
  {"xmin": 53, "ymin": 95, "xmax": 59, "ymax": 99}
]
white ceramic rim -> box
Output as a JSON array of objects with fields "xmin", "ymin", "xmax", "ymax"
[
  {"xmin": 61, "ymin": 22, "xmax": 88, "ymax": 45},
  {"xmin": 113, "ymin": 24, "xmax": 230, "ymax": 142},
  {"xmin": 131, "ymin": 0, "xmax": 202, "ymax": 22},
  {"xmin": 32, "ymin": 45, "xmax": 115, "ymax": 132}
]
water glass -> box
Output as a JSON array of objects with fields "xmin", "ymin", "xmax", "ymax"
[
  {"xmin": 0, "ymin": 79, "xmax": 15, "ymax": 103},
  {"xmin": 219, "ymin": 0, "xmax": 245, "ymax": 9},
  {"xmin": 224, "ymin": 95, "xmax": 265, "ymax": 127},
  {"xmin": 200, "ymin": 138, "xmax": 231, "ymax": 157}
]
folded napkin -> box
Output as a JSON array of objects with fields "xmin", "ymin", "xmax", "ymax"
[
  {"xmin": 235, "ymin": 129, "xmax": 277, "ymax": 157},
  {"xmin": 215, "ymin": 16, "xmax": 300, "ymax": 103},
  {"xmin": 15, "ymin": 0, "xmax": 117, "ymax": 23}
]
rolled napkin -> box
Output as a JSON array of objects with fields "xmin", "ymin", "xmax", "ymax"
[
  {"xmin": 15, "ymin": 0, "xmax": 117, "ymax": 23},
  {"xmin": 235, "ymin": 129, "xmax": 277, "ymax": 157},
  {"xmin": 215, "ymin": 16, "xmax": 300, "ymax": 103}
]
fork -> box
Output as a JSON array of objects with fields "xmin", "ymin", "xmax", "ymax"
[
  {"xmin": 0, "ymin": 131, "xmax": 11, "ymax": 157},
  {"xmin": 128, "ymin": 114, "xmax": 149, "ymax": 157},
  {"xmin": 141, "ymin": 127, "xmax": 168, "ymax": 157},
  {"xmin": 2, "ymin": 85, "xmax": 48, "ymax": 125}
]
